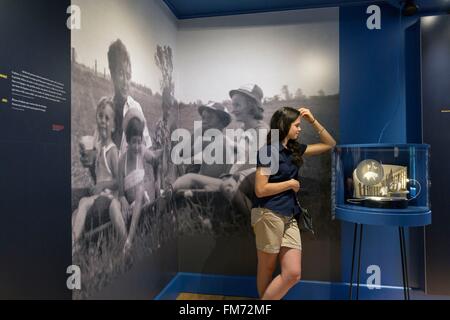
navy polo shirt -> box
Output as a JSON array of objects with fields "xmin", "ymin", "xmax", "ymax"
[{"xmin": 253, "ymin": 142, "xmax": 307, "ymax": 216}]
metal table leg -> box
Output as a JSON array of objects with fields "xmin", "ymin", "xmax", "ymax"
[
  {"xmin": 399, "ymin": 227, "xmax": 410, "ymax": 300},
  {"xmin": 349, "ymin": 223, "xmax": 358, "ymax": 300},
  {"xmin": 356, "ymin": 224, "xmax": 364, "ymax": 300}
]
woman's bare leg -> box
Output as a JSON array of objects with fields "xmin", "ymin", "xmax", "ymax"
[
  {"xmin": 256, "ymin": 249, "xmax": 278, "ymax": 298},
  {"xmin": 261, "ymin": 247, "xmax": 301, "ymax": 300}
]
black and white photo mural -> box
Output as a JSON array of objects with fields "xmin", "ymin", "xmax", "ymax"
[
  {"xmin": 174, "ymin": 8, "xmax": 341, "ymax": 280},
  {"xmin": 70, "ymin": 0, "xmax": 178, "ymax": 299},
  {"xmin": 71, "ymin": 2, "xmax": 341, "ymax": 298}
]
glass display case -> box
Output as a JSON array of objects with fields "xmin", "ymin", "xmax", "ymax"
[{"xmin": 332, "ymin": 144, "xmax": 430, "ymax": 218}]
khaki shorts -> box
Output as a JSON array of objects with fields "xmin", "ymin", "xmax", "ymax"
[{"xmin": 251, "ymin": 207, "xmax": 302, "ymax": 254}]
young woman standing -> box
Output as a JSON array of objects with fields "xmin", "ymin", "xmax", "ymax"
[{"xmin": 253, "ymin": 106, "xmax": 336, "ymax": 300}]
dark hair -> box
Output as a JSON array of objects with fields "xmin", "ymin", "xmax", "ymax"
[
  {"xmin": 267, "ymin": 107, "xmax": 303, "ymax": 166},
  {"xmin": 125, "ymin": 117, "xmax": 144, "ymax": 143},
  {"xmin": 108, "ymin": 39, "xmax": 131, "ymax": 74},
  {"xmin": 244, "ymin": 95, "xmax": 264, "ymax": 120}
]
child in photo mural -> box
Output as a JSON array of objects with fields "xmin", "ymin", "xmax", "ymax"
[
  {"xmin": 110, "ymin": 108, "xmax": 162, "ymax": 254},
  {"xmin": 72, "ymin": 97, "xmax": 120, "ymax": 252}
]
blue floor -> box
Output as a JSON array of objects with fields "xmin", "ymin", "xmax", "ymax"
[{"xmin": 155, "ymin": 272, "xmax": 450, "ymax": 300}]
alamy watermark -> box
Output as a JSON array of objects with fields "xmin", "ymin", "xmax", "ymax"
[
  {"xmin": 366, "ymin": 5, "xmax": 381, "ymax": 30},
  {"xmin": 66, "ymin": 265, "xmax": 81, "ymax": 290},
  {"xmin": 67, "ymin": 5, "xmax": 81, "ymax": 30},
  {"xmin": 366, "ymin": 264, "xmax": 381, "ymax": 290}
]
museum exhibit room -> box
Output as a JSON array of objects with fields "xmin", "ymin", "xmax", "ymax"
[{"xmin": 0, "ymin": 0, "xmax": 449, "ymax": 302}]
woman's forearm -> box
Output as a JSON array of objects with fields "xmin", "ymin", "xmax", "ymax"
[
  {"xmin": 255, "ymin": 180, "xmax": 293, "ymax": 198},
  {"xmin": 311, "ymin": 119, "xmax": 336, "ymax": 147}
]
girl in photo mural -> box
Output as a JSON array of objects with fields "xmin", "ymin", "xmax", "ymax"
[
  {"xmin": 109, "ymin": 108, "xmax": 162, "ymax": 254},
  {"xmin": 72, "ymin": 97, "xmax": 120, "ymax": 252},
  {"xmin": 252, "ymin": 106, "xmax": 336, "ymax": 300}
]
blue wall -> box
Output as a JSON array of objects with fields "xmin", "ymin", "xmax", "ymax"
[
  {"xmin": 339, "ymin": 3, "xmax": 423, "ymax": 287},
  {"xmin": 0, "ymin": 0, "xmax": 72, "ymax": 299},
  {"xmin": 422, "ymin": 15, "xmax": 450, "ymax": 295}
]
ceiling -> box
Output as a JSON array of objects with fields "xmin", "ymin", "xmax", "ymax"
[{"xmin": 162, "ymin": 0, "xmax": 450, "ymax": 19}]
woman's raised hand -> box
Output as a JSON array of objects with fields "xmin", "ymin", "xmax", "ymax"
[{"xmin": 298, "ymin": 107, "xmax": 315, "ymax": 124}]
